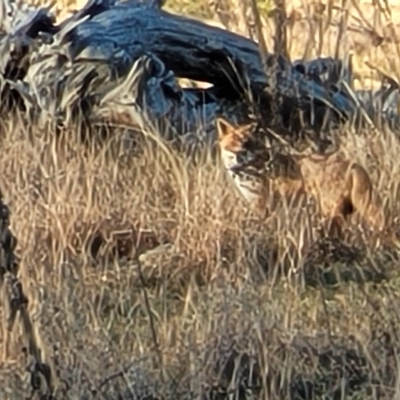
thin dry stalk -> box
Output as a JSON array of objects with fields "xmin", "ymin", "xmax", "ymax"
[{"xmin": 0, "ymin": 193, "xmax": 54, "ymax": 398}]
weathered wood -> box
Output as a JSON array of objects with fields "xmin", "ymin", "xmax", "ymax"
[
  {"xmin": 89, "ymin": 52, "xmax": 223, "ymax": 153},
  {"xmin": 1, "ymin": 0, "xmax": 400, "ymax": 147},
  {"xmin": 12, "ymin": 0, "xmax": 355, "ymax": 122}
]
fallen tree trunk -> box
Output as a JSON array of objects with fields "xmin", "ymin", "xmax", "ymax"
[
  {"xmin": 3, "ymin": 0, "xmax": 356, "ymax": 124},
  {"xmin": 64, "ymin": 1, "xmax": 355, "ymax": 117}
]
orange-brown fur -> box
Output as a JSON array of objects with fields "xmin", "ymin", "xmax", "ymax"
[{"xmin": 216, "ymin": 117, "xmax": 387, "ymax": 234}]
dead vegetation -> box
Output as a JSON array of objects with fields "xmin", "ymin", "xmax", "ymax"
[
  {"xmin": 2, "ymin": 0, "xmax": 400, "ymax": 400},
  {"xmin": 0, "ymin": 105, "xmax": 400, "ymax": 398}
]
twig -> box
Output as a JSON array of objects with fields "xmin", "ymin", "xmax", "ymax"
[
  {"xmin": 0, "ymin": 190, "xmax": 54, "ymax": 398},
  {"xmin": 134, "ymin": 229, "xmax": 165, "ymax": 383}
]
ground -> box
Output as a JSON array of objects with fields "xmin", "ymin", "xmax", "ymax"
[{"xmin": 2, "ymin": 0, "xmax": 400, "ymax": 399}]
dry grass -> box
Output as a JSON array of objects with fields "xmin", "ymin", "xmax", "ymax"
[
  {"xmin": 1, "ymin": 110, "xmax": 400, "ymax": 398},
  {"xmin": 4, "ymin": 0, "xmax": 400, "ymax": 399}
]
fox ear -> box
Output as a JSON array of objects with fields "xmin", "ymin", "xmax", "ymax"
[
  {"xmin": 241, "ymin": 122, "xmax": 257, "ymax": 134},
  {"xmin": 216, "ymin": 118, "xmax": 236, "ymax": 140}
]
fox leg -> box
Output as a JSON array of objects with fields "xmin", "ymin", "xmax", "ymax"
[
  {"xmin": 325, "ymin": 194, "xmax": 356, "ymax": 238},
  {"xmin": 348, "ymin": 165, "xmax": 385, "ymax": 231},
  {"xmin": 327, "ymin": 213, "xmax": 346, "ymax": 238}
]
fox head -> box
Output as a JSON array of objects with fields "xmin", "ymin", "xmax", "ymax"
[
  {"xmin": 216, "ymin": 118, "xmax": 273, "ymax": 169},
  {"xmin": 216, "ymin": 118, "xmax": 257, "ymax": 152}
]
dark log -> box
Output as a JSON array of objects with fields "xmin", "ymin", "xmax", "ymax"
[
  {"xmin": 88, "ymin": 53, "xmax": 230, "ymax": 155},
  {"xmin": 10, "ymin": 0, "xmax": 355, "ymax": 123},
  {"xmin": 68, "ymin": 2, "xmax": 351, "ymax": 110},
  {"xmin": 2, "ymin": 0, "xmax": 400, "ymax": 145}
]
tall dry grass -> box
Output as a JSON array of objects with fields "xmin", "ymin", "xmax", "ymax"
[
  {"xmin": 0, "ymin": 106, "xmax": 400, "ymax": 398},
  {"xmin": 3, "ymin": 0, "xmax": 400, "ymax": 398}
]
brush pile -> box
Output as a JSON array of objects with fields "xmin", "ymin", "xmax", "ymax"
[{"xmin": 1, "ymin": 0, "xmax": 400, "ymax": 151}]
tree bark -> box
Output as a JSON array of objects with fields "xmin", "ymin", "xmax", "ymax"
[{"xmin": 15, "ymin": 0, "xmax": 355, "ymax": 122}]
